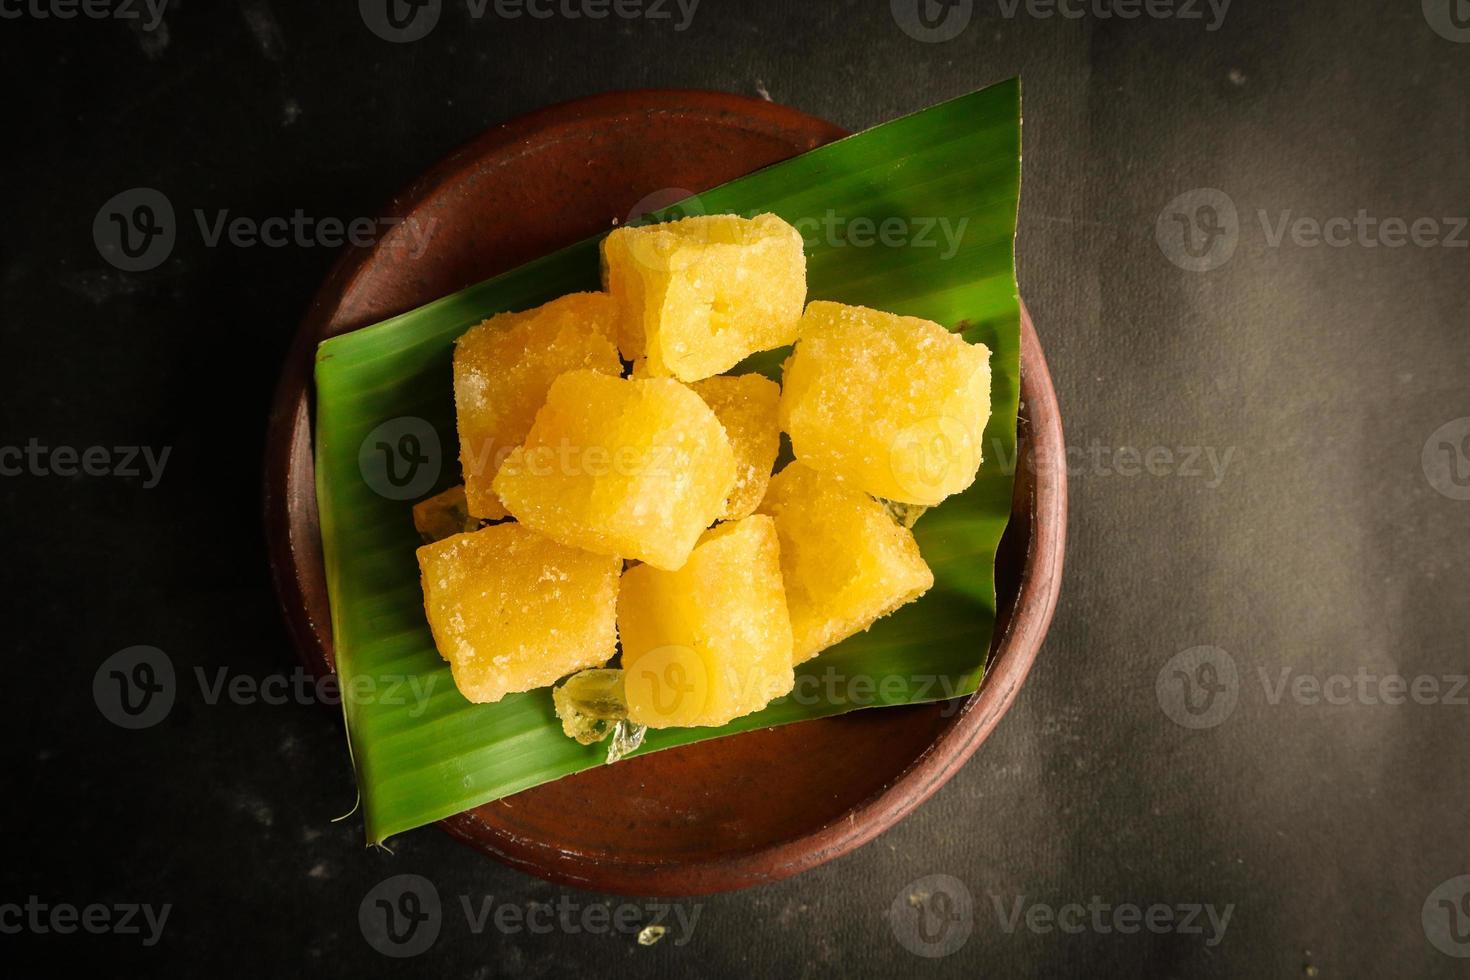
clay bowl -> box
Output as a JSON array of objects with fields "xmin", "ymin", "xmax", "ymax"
[{"xmin": 263, "ymin": 90, "xmax": 1066, "ymax": 896}]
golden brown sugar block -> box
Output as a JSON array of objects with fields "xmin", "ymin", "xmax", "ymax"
[
  {"xmin": 619, "ymin": 517, "xmax": 795, "ymax": 728},
  {"xmin": 416, "ymin": 523, "xmax": 620, "ymax": 704},
  {"xmin": 757, "ymin": 462, "xmax": 933, "ymax": 663},
  {"xmin": 601, "ymin": 213, "xmax": 806, "ymax": 382},
  {"xmin": 492, "ymin": 370, "xmax": 735, "ymax": 571},
  {"xmin": 779, "ymin": 301, "xmax": 991, "ymax": 506},
  {"xmin": 453, "ymin": 292, "xmax": 622, "ymax": 519},
  {"xmin": 689, "ymin": 373, "xmax": 781, "ymax": 521}
]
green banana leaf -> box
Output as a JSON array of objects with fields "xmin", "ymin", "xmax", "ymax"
[{"xmin": 315, "ymin": 78, "xmax": 1023, "ymax": 844}]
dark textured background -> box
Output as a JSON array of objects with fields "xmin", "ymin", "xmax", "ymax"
[{"xmin": 3, "ymin": 0, "xmax": 1469, "ymax": 976}]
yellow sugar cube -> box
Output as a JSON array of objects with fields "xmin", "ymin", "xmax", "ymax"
[
  {"xmin": 779, "ymin": 301, "xmax": 992, "ymax": 506},
  {"xmin": 758, "ymin": 462, "xmax": 933, "ymax": 663},
  {"xmin": 619, "ymin": 516, "xmax": 795, "ymax": 728},
  {"xmin": 601, "ymin": 213, "xmax": 806, "ymax": 382},
  {"xmin": 416, "ymin": 523, "xmax": 620, "ymax": 704},
  {"xmin": 411, "ymin": 485, "xmax": 481, "ymax": 543},
  {"xmin": 454, "ymin": 292, "xmax": 622, "ymax": 519},
  {"xmin": 492, "ymin": 370, "xmax": 735, "ymax": 570},
  {"xmin": 690, "ymin": 373, "xmax": 781, "ymax": 520}
]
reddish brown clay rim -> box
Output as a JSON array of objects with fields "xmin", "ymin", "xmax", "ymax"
[{"xmin": 262, "ymin": 89, "xmax": 1066, "ymax": 896}]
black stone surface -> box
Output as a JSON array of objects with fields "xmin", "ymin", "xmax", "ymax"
[{"xmin": 3, "ymin": 0, "xmax": 1468, "ymax": 976}]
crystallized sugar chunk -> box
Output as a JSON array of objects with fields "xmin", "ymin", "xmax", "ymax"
[
  {"xmin": 601, "ymin": 213, "xmax": 806, "ymax": 382},
  {"xmin": 619, "ymin": 517, "xmax": 795, "ymax": 728},
  {"xmin": 492, "ymin": 370, "xmax": 735, "ymax": 571},
  {"xmin": 416, "ymin": 523, "xmax": 620, "ymax": 704},
  {"xmin": 779, "ymin": 301, "xmax": 991, "ymax": 506},
  {"xmin": 454, "ymin": 292, "xmax": 622, "ymax": 519},
  {"xmin": 758, "ymin": 462, "xmax": 933, "ymax": 663},
  {"xmin": 689, "ymin": 373, "xmax": 781, "ymax": 521}
]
